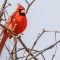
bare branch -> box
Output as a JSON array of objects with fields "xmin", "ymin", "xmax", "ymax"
[
  {"xmin": 17, "ymin": 36, "xmax": 38, "ymax": 60},
  {"xmin": 17, "ymin": 56, "xmax": 26, "ymax": 59},
  {"xmin": 0, "ymin": 0, "xmax": 7, "ymax": 22},
  {"xmin": 25, "ymin": 0, "xmax": 29, "ymax": 5},
  {"xmin": 29, "ymin": 40, "xmax": 60, "ymax": 60},
  {"xmin": 11, "ymin": 36, "xmax": 17, "ymax": 60},
  {"xmin": 41, "ymin": 53, "xmax": 45, "ymax": 60},
  {"xmin": 51, "ymin": 32, "xmax": 57, "ymax": 60},
  {"xmin": 36, "ymin": 40, "xmax": 60, "ymax": 57},
  {"xmin": 25, "ymin": 0, "xmax": 35, "ymax": 14},
  {"xmin": 44, "ymin": 29, "xmax": 60, "ymax": 33},
  {"xmin": 5, "ymin": 44, "xmax": 11, "ymax": 55},
  {"xmin": 1, "ymin": 0, "xmax": 7, "ymax": 8},
  {"xmin": 26, "ymin": 29, "xmax": 45, "ymax": 59},
  {"xmin": 5, "ymin": 3, "xmax": 11, "ymax": 8},
  {"xmin": 0, "ymin": 23, "xmax": 16, "ymax": 35}
]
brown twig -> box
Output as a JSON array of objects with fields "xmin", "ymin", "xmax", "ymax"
[
  {"xmin": 41, "ymin": 53, "xmax": 45, "ymax": 60},
  {"xmin": 17, "ymin": 56, "xmax": 26, "ymax": 59},
  {"xmin": 25, "ymin": 0, "xmax": 29, "ymax": 5},
  {"xmin": 11, "ymin": 36, "xmax": 17, "ymax": 60},
  {"xmin": 0, "ymin": 23, "xmax": 16, "ymax": 35},
  {"xmin": 29, "ymin": 40, "xmax": 60, "ymax": 60},
  {"xmin": 51, "ymin": 32, "xmax": 57, "ymax": 60},
  {"xmin": 0, "ymin": 0, "xmax": 7, "ymax": 22},
  {"xmin": 25, "ymin": 0, "xmax": 35, "ymax": 14},
  {"xmin": 13, "ymin": 38, "xmax": 60, "ymax": 60},
  {"xmin": 5, "ymin": 3, "xmax": 11, "ymax": 8},
  {"xmin": 9, "ymin": 36, "xmax": 17, "ymax": 60},
  {"xmin": 17, "ymin": 36, "xmax": 38, "ymax": 60},
  {"xmin": 36, "ymin": 40, "xmax": 60, "ymax": 57},
  {"xmin": 1, "ymin": 0, "xmax": 7, "ymax": 8},
  {"xmin": 26, "ymin": 29, "xmax": 45, "ymax": 60},
  {"xmin": 5, "ymin": 44, "xmax": 11, "ymax": 55},
  {"xmin": 11, "ymin": 47, "xmax": 41, "ymax": 54}
]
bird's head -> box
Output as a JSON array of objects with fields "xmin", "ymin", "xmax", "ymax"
[{"xmin": 17, "ymin": 3, "xmax": 26, "ymax": 16}]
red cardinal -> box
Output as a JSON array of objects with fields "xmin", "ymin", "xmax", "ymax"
[{"xmin": 0, "ymin": 4, "xmax": 27, "ymax": 55}]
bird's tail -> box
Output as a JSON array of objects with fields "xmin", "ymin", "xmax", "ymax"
[{"xmin": 0, "ymin": 32, "xmax": 9, "ymax": 55}]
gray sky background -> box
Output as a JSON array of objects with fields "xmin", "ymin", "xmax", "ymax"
[{"xmin": 0, "ymin": 0, "xmax": 60, "ymax": 60}]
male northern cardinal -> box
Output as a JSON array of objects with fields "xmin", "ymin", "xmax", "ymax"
[{"xmin": 0, "ymin": 4, "xmax": 27, "ymax": 54}]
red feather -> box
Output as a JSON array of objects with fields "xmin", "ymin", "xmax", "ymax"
[{"xmin": 0, "ymin": 4, "xmax": 27, "ymax": 55}]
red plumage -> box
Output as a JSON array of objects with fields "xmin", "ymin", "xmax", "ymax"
[{"xmin": 0, "ymin": 4, "xmax": 27, "ymax": 55}]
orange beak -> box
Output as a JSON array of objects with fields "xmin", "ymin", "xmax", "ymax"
[{"xmin": 21, "ymin": 10, "xmax": 25, "ymax": 14}]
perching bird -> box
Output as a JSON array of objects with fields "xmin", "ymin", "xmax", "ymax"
[{"xmin": 0, "ymin": 4, "xmax": 27, "ymax": 55}]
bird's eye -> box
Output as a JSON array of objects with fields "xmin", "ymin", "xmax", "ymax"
[{"xmin": 19, "ymin": 9, "xmax": 25, "ymax": 16}]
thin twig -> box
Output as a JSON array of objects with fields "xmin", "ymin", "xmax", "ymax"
[
  {"xmin": 17, "ymin": 36, "xmax": 38, "ymax": 60},
  {"xmin": 41, "ymin": 53, "xmax": 45, "ymax": 60},
  {"xmin": 17, "ymin": 56, "xmax": 26, "ymax": 59},
  {"xmin": 25, "ymin": 0, "xmax": 29, "ymax": 5},
  {"xmin": 51, "ymin": 32, "xmax": 57, "ymax": 60},
  {"xmin": 1, "ymin": 0, "xmax": 7, "ymax": 8},
  {"xmin": 22, "ymin": 50, "xmax": 25, "ymax": 60},
  {"xmin": 36, "ymin": 40, "xmax": 60, "ymax": 58},
  {"xmin": 0, "ymin": 23, "xmax": 16, "ymax": 35},
  {"xmin": 5, "ymin": 44, "xmax": 11, "ymax": 55},
  {"xmin": 5, "ymin": 3, "xmax": 11, "ymax": 8},
  {"xmin": 29, "ymin": 40, "xmax": 60, "ymax": 60},
  {"xmin": 14, "ymin": 39, "xmax": 60, "ymax": 60},
  {"xmin": 0, "ymin": 0, "xmax": 7, "ymax": 22},
  {"xmin": 16, "ymin": 48, "xmax": 41, "ymax": 53},
  {"xmin": 12, "ymin": 47, "xmax": 41, "ymax": 54},
  {"xmin": 25, "ymin": 0, "xmax": 35, "ymax": 14},
  {"xmin": 44, "ymin": 29, "xmax": 60, "ymax": 33},
  {"xmin": 17, "ymin": 48, "xmax": 24, "ymax": 52},
  {"xmin": 12, "ymin": 36, "xmax": 17, "ymax": 60},
  {"xmin": 26, "ymin": 29, "xmax": 45, "ymax": 60}
]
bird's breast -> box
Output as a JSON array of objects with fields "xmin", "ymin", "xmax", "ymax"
[{"xmin": 13, "ymin": 16, "xmax": 27, "ymax": 34}]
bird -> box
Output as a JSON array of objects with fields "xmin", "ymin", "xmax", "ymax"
[{"xmin": 0, "ymin": 4, "xmax": 27, "ymax": 55}]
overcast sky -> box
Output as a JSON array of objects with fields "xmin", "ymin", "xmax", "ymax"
[{"xmin": 0, "ymin": 0, "xmax": 60, "ymax": 60}]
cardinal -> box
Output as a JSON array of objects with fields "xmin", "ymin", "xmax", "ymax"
[{"xmin": 0, "ymin": 4, "xmax": 27, "ymax": 55}]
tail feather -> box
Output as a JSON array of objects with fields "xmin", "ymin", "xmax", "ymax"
[{"xmin": 0, "ymin": 32, "xmax": 9, "ymax": 55}]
